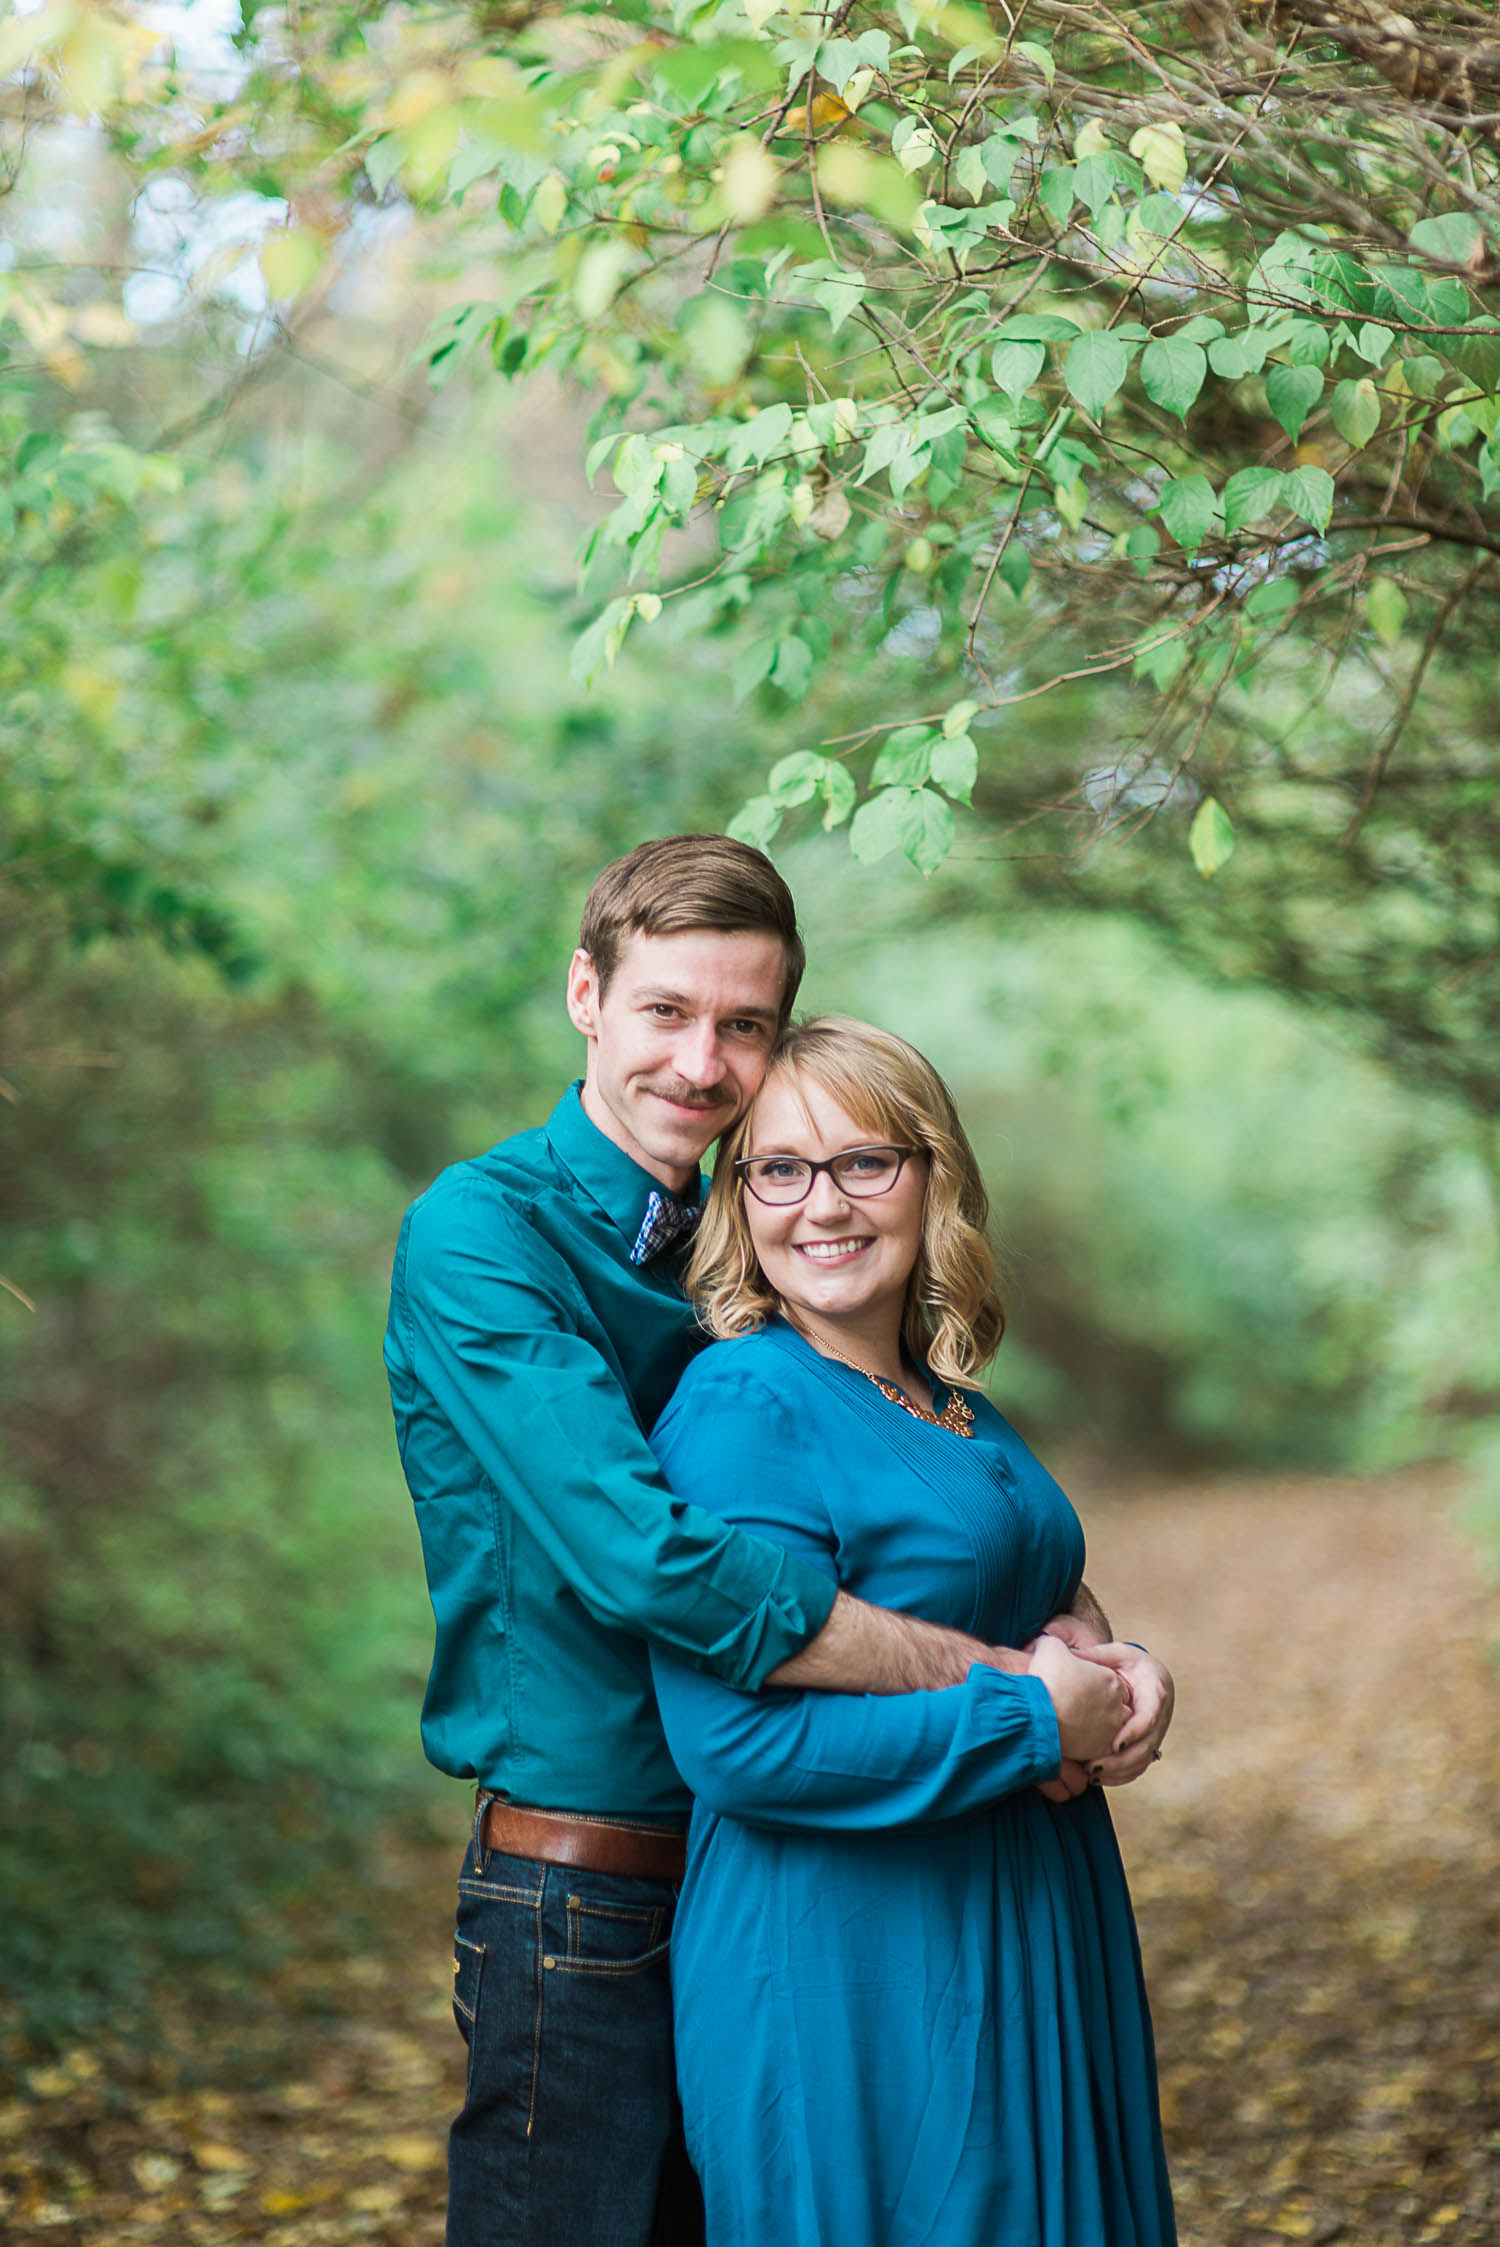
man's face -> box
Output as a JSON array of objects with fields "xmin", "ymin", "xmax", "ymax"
[{"xmin": 566, "ymin": 927, "xmax": 788, "ymax": 1193}]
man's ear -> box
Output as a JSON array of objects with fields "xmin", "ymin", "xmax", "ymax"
[{"xmin": 565, "ymin": 948, "xmax": 602, "ymax": 1039}]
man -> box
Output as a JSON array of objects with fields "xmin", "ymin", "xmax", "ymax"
[{"xmin": 385, "ymin": 834, "xmax": 1170, "ymax": 2247}]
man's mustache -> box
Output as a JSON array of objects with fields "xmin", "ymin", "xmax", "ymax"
[{"xmin": 643, "ymin": 1080, "xmax": 736, "ymax": 1114}]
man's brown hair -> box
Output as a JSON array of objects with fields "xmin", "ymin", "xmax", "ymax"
[{"xmin": 579, "ymin": 834, "xmax": 806, "ymax": 1019}]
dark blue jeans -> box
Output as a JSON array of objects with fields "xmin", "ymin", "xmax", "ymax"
[{"xmin": 445, "ymin": 1814, "xmax": 703, "ymax": 2247}]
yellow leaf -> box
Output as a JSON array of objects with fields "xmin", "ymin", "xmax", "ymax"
[
  {"xmin": 191, "ymin": 2142, "xmax": 254, "ymax": 2173},
  {"xmin": 378, "ymin": 2134, "xmax": 443, "ymax": 2172},
  {"xmin": 721, "ymin": 134, "xmax": 779, "ymax": 222},
  {"xmin": 72, "ymin": 302, "xmax": 138, "ymax": 347},
  {"xmin": 0, "ymin": 2, "xmax": 70, "ymax": 79},
  {"xmin": 259, "ymin": 228, "xmax": 326, "ymax": 302},
  {"xmin": 1073, "ymin": 119, "xmax": 1109, "ymax": 159},
  {"xmin": 384, "ymin": 68, "xmax": 449, "ymax": 131},
  {"xmin": 1129, "ymin": 121, "xmax": 1187, "ymax": 194},
  {"xmin": 532, "ymin": 172, "xmax": 567, "ymax": 235},
  {"xmin": 60, "ymin": 664, "xmax": 120, "ymax": 729},
  {"xmin": 259, "ymin": 2190, "xmax": 308, "ymax": 2214},
  {"xmin": 744, "ymin": 0, "xmax": 779, "ymax": 28}
]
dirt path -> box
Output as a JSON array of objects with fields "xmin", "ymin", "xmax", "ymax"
[{"xmin": 4, "ymin": 1468, "xmax": 1498, "ymax": 2246}]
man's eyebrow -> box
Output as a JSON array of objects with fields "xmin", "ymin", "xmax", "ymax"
[{"xmin": 636, "ymin": 986, "xmax": 779, "ymax": 1024}]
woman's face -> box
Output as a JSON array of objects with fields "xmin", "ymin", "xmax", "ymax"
[{"xmin": 741, "ymin": 1069, "xmax": 926, "ymax": 1340}]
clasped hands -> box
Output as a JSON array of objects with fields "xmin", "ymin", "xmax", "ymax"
[{"xmin": 1025, "ymin": 1620, "xmax": 1174, "ymax": 1805}]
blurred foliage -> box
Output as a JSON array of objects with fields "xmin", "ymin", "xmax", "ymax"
[{"xmin": 1, "ymin": 0, "xmax": 1497, "ymax": 2048}]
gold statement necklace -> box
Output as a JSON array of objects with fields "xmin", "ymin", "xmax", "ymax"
[{"xmin": 803, "ymin": 1329, "xmax": 976, "ymax": 1440}]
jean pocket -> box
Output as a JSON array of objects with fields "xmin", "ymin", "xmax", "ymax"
[
  {"xmin": 560, "ymin": 1894, "xmax": 668, "ymax": 1974},
  {"xmin": 452, "ymin": 1930, "xmax": 486, "ymax": 2039}
]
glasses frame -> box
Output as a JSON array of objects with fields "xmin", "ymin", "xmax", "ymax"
[{"xmin": 734, "ymin": 1143, "xmax": 918, "ymax": 1208}]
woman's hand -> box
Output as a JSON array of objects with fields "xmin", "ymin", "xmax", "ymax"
[
  {"xmin": 1074, "ymin": 1643, "xmax": 1175, "ymax": 1784},
  {"xmin": 1028, "ymin": 1634, "xmax": 1131, "ymax": 1766}
]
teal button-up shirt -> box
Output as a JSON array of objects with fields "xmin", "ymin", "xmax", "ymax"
[{"xmin": 384, "ymin": 1084, "xmax": 837, "ymax": 1820}]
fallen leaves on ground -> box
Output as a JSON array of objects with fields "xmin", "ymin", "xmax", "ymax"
[{"xmin": 2, "ymin": 1465, "xmax": 1497, "ymax": 2244}]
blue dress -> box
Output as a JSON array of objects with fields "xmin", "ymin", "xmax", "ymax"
[{"xmin": 649, "ymin": 1322, "xmax": 1176, "ymax": 2247}]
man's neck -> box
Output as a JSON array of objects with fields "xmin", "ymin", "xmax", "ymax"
[{"xmin": 578, "ymin": 1077, "xmax": 698, "ymax": 1198}]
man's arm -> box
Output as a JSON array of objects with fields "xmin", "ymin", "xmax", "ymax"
[
  {"xmin": 768, "ymin": 1590, "xmax": 1027, "ymax": 1692},
  {"xmin": 770, "ymin": 1573, "xmax": 1117, "ymax": 1694}
]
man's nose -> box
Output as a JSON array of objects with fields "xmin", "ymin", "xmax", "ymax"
[{"xmin": 676, "ymin": 1021, "xmax": 727, "ymax": 1085}]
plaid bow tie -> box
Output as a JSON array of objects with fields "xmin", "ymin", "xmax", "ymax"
[{"xmin": 630, "ymin": 1189, "xmax": 703, "ymax": 1266}]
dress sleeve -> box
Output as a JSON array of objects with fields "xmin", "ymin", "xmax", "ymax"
[
  {"xmin": 391, "ymin": 1191, "xmax": 836, "ymax": 1690},
  {"xmin": 648, "ymin": 1358, "xmax": 1061, "ymax": 1830}
]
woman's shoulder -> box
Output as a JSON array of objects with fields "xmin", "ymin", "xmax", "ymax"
[
  {"xmin": 653, "ymin": 1326, "xmax": 810, "ymax": 1452},
  {"xmin": 674, "ymin": 1324, "xmax": 797, "ymax": 1404}
]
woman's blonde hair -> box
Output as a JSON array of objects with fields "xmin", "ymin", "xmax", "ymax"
[{"xmin": 686, "ymin": 1015, "xmax": 1005, "ymax": 1387}]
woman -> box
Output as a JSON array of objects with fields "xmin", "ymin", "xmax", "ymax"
[{"xmin": 648, "ymin": 1016, "xmax": 1176, "ymax": 2247}]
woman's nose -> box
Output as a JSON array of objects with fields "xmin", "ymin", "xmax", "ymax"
[{"xmin": 803, "ymin": 1168, "xmax": 852, "ymax": 1220}]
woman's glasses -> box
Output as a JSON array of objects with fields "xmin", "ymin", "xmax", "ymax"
[{"xmin": 734, "ymin": 1145, "xmax": 916, "ymax": 1207}]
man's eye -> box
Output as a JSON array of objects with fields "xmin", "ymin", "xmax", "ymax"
[
  {"xmin": 728, "ymin": 1019, "xmax": 769, "ymax": 1039},
  {"xmin": 649, "ymin": 1004, "xmax": 681, "ymax": 1020}
]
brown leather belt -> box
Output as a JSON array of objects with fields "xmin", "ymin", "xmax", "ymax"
[{"xmin": 479, "ymin": 1798, "xmax": 686, "ymax": 1882}]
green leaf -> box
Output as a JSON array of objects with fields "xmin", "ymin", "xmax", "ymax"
[
  {"xmin": 1366, "ymin": 576, "xmax": 1408, "ymax": 648},
  {"xmin": 767, "ymin": 750, "xmax": 827, "ymax": 806},
  {"xmin": 1073, "ymin": 152, "xmax": 1141, "ymax": 219},
  {"xmin": 1014, "ymin": 39, "xmax": 1054, "ymax": 85},
  {"xmin": 929, "ymin": 733, "xmax": 977, "ymax": 803},
  {"xmin": 1409, "ymin": 211, "xmax": 1485, "ymax": 266},
  {"xmin": 1331, "ymin": 377, "xmax": 1380, "ymax": 449},
  {"xmin": 1402, "ymin": 353, "xmax": 1443, "ymax": 399},
  {"xmin": 990, "ymin": 338, "xmax": 1046, "ymax": 400},
  {"xmin": 900, "ymin": 787, "xmax": 955, "ymax": 875},
  {"xmin": 994, "ymin": 313, "xmax": 1079, "ymax": 343},
  {"xmin": 1140, "ymin": 336, "xmax": 1207, "ymax": 419},
  {"xmin": 679, "ymin": 294, "xmax": 753, "ymax": 384},
  {"xmin": 1281, "ymin": 465, "xmax": 1334, "ymax": 533},
  {"xmin": 809, "ymin": 269, "xmax": 866, "ymax": 334},
  {"xmin": 1243, "ymin": 575, "xmax": 1299, "ymax": 624},
  {"xmin": 850, "ymin": 785, "xmax": 917, "ymax": 862},
  {"xmin": 1265, "ymin": 363, "xmax": 1323, "ymax": 440},
  {"xmin": 819, "ymin": 762, "xmax": 857, "ymax": 830},
  {"xmin": 1063, "ymin": 331, "xmax": 1130, "ymax": 418},
  {"xmin": 1284, "ymin": 319, "xmax": 1331, "ymax": 368},
  {"xmin": 1125, "ymin": 523, "xmax": 1159, "ymax": 577},
  {"xmin": 770, "ymin": 635, "xmax": 814, "ymax": 699},
  {"xmin": 727, "ymin": 794, "xmax": 783, "ymax": 849},
  {"xmin": 570, "ymin": 597, "xmax": 633, "ymax": 686},
  {"xmin": 1156, "ymin": 474, "xmax": 1217, "ymax": 554},
  {"xmin": 730, "ymin": 637, "xmax": 777, "ymax": 702},
  {"xmin": 1353, "ymin": 322, "xmax": 1393, "ymax": 368},
  {"xmin": 365, "ymin": 135, "xmax": 405, "ymax": 200},
  {"xmin": 871, "ymin": 725, "xmax": 935, "ymax": 788},
  {"xmin": 724, "ymin": 401, "xmax": 794, "ymax": 470},
  {"xmin": 943, "ymin": 698, "xmax": 979, "ymax": 737},
  {"xmin": 1222, "ymin": 466, "xmax": 1284, "ymax": 532},
  {"xmin": 1208, "ymin": 333, "xmax": 1253, "ymax": 380},
  {"xmin": 1133, "ymin": 632, "xmax": 1185, "ymax": 690},
  {"xmin": 1038, "ymin": 166, "xmax": 1076, "ymax": 227},
  {"xmin": 1188, "ymin": 797, "xmax": 1235, "ymax": 878},
  {"xmin": 997, "ymin": 542, "xmax": 1030, "ymax": 597}
]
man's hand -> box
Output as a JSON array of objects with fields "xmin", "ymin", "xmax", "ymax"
[
  {"xmin": 1075, "ymin": 1642, "xmax": 1175, "ymax": 1784},
  {"xmin": 1027, "ymin": 1635, "xmax": 1131, "ymax": 1765}
]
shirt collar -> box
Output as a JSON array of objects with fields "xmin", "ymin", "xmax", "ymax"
[{"xmin": 544, "ymin": 1081, "xmax": 706, "ymax": 1251}]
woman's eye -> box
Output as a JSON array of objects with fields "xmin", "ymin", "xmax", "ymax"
[
  {"xmin": 846, "ymin": 1153, "xmax": 890, "ymax": 1175},
  {"xmin": 761, "ymin": 1160, "xmax": 802, "ymax": 1181}
]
